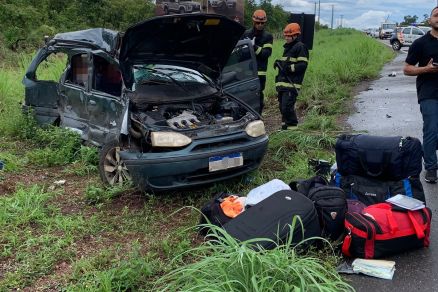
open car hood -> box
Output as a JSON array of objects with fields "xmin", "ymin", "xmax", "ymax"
[{"xmin": 119, "ymin": 14, "xmax": 245, "ymax": 81}]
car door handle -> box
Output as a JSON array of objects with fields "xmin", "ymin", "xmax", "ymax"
[{"xmin": 88, "ymin": 100, "xmax": 96, "ymax": 106}]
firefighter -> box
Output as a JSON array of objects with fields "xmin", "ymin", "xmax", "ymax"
[
  {"xmin": 274, "ymin": 23, "xmax": 309, "ymax": 130},
  {"xmin": 241, "ymin": 9, "xmax": 273, "ymax": 114}
]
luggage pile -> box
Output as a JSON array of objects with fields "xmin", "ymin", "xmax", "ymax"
[{"xmin": 199, "ymin": 134, "xmax": 432, "ymax": 260}]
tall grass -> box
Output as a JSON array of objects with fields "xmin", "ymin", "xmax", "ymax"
[{"xmin": 155, "ymin": 221, "xmax": 353, "ymax": 291}]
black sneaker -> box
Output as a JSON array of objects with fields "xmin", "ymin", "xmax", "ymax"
[{"xmin": 425, "ymin": 169, "xmax": 437, "ymax": 183}]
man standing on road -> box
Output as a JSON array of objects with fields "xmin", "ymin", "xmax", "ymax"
[
  {"xmin": 273, "ymin": 23, "xmax": 309, "ymax": 130},
  {"xmin": 404, "ymin": 6, "xmax": 438, "ymax": 183},
  {"xmin": 241, "ymin": 9, "xmax": 273, "ymax": 114}
]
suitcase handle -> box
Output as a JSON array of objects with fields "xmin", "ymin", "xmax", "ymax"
[{"xmin": 358, "ymin": 150, "xmax": 391, "ymax": 177}]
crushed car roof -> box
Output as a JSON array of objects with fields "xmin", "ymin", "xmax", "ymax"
[{"xmin": 51, "ymin": 28, "xmax": 120, "ymax": 55}]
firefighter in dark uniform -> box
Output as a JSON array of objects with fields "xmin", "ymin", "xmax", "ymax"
[
  {"xmin": 274, "ymin": 23, "xmax": 309, "ymax": 130},
  {"xmin": 241, "ymin": 9, "xmax": 273, "ymax": 114}
]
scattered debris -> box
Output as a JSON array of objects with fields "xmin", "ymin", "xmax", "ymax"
[
  {"xmin": 386, "ymin": 114, "xmax": 392, "ymax": 118},
  {"xmin": 48, "ymin": 179, "xmax": 66, "ymax": 191},
  {"xmin": 388, "ymin": 71, "xmax": 397, "ymax": 77}
]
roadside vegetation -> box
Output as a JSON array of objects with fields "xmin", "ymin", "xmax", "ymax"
[{"xmin": 0, "ymin": 15, "xmax": 393, "ymax": 292}]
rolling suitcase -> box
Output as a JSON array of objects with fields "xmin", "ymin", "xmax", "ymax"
[{"xmin": 223, "ymin": 190, "xmax": 321, "ymax": 250}]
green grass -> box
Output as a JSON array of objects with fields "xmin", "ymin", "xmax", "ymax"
[{"xmin": 155, "ymin": 221, "xmax": 353, "ymax": 291}]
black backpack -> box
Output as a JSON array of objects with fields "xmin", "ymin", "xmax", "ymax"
[{"xmin": 291, "ymin": 176, "xmax": 347, "ymax": 241}]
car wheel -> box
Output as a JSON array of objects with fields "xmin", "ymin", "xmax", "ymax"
[
  {"xmin": 392, "ymin": 40, "xmax": 401, "ymax": 51},
  {"xmin": 179, "ymin": 7, "xmax": 185, "ymax": 13},
  {"xmin": 99, "ymin": 141, "xmax": 131, "ymax": 186}
]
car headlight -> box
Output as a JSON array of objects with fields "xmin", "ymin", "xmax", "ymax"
[
  {"xmin": 245, "ymin": 120, "xmax": 266, "ymax": 137},
  {"xmin": 151, "ymin": 132, "xmax": 192, "ymax": 147}
]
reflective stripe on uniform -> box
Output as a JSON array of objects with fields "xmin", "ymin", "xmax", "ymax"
[
  {"xmin": 263, "ymin": 43, "xmax": 273, "ymax": 49},
  {"xmin": 258, "ymin": 71, "xmax": 267, "ymax": 76},
  {"xmin": 255, "ymin": 47, "xmax": 262, "ymax": 55},
  {"xmin": 275, "ymin": 82, "xmax": 302, "ymax": 89},
  {"xmin": 278, "ymin": 57, "xmax": 307, "ymax": 63},
  {"xmin": 290, "ymin": 64, "xmax": 295, "ymax": 72}
]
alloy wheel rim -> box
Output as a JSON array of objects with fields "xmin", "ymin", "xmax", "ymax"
[{"xmin": 103, "ymin": 147, "xmax": 131, "ymax": 186}]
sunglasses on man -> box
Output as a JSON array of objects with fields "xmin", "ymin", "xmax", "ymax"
[{"xmin": 255, "ymin": 21, "xmax": 265, "ymax": 25}]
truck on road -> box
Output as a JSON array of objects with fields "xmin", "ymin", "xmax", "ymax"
[{"xmin": 379, "ymin": 22, "xmax": 396, "ymax": 39}]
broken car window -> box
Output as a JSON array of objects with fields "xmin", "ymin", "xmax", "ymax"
[
  {"xmin": 67, "ymin": 54, "xmax": 88, "ymax": 87},
  {"xmin": 92, "ymin": 55, "xmax": 122, "ymax": 96}
]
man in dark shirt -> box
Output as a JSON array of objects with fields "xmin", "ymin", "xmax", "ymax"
[{"xmin": 404, "ymin": 6, "xmax": 438, "ymax": 183}]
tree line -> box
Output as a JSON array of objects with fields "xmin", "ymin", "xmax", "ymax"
[{"xmin": 0, "ymin": 0, "xmax": 306, "ymax": 51}]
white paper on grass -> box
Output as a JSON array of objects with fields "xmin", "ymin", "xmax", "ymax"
[{"xmin": 245, "ymin": 179, "xmax": 291, "ymax": 207}]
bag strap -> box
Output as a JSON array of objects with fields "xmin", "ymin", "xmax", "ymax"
[
  {"xmin": 408, "ymin": 210, "xmax": 425, "ymax": 239},
  {"xmin": 358, "ymin": 150, "xmax": 391, "ymax": 177}
]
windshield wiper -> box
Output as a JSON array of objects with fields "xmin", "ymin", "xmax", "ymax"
[
  {"xmin": 163, "ymin": 66, "xmax": 218, "ymax": 90},
  {"xmin": 134, "ymin": 66, "xmax": 189, "ymax": 93}
]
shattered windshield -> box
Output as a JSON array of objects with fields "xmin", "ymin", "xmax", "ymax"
[{"xmin": 131, "ymin": 64, "xmax": 218, "ymax": 102}]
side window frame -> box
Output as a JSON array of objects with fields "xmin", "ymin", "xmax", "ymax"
[
  {"xmin": 65, "ymin": 52, "xmax": 91, "ymax": 91},
  {"xmin": 91, "ymin": 51, "xmax": 123, "ymax": 98}
]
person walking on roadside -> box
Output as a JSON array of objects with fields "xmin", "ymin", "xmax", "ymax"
[
  {"xmin": 274, "ymin": 23, "xmax": 309, "ymax": 130},
  {"xmin": 404, "ymin": 6, "xmax": 438, "ymax": 183},
  {"xmin": 241, "ymin": 9, "xmax": 273, "ymax": 114}
]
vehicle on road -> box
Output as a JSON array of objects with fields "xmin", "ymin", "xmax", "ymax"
[
  {"xmin": 390, "ymin": 26, "xmax": 431, "ymax": 50},
  {"xmin": 379, "ymin": 22, "xmax": 396, "ymax": 39},
  {"xmin": 161, "ymin": 0, "xmax": 201, "ymax": 15},
  {"xmin": 22, "ymin": 14, "xmax": 268, "ymax": 191}
]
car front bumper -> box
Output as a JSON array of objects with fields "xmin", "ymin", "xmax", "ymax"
[{"xmin": 120, "ymin": 132, "xmax": 268, "ymax": 191}]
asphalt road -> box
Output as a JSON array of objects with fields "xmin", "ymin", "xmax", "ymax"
[{"xmin": 344, "ymin": 42, "xmax": 438, "ymax": 290}]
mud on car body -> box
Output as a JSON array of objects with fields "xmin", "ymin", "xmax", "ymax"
[{"xmin": 22, "ymin": 14, "xmax": 268, "ymax": 191}]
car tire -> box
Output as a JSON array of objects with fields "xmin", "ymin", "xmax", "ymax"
[
  {"xmin": 99, "ymin": 141, "xmax": 132, "ymax": 186},
  {"xmin": 392, "ymin": 40, "xmax": 401, "ymax": 51}
]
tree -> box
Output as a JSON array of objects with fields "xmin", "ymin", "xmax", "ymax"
[{"xmin": 400, "ymin": 15, "xmax": 418, "ymax": 26}]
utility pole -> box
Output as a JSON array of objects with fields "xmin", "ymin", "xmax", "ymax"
[
  {"xmin": 318, "ymin": 0, "xmax": 321, "ymax": 24},
  {"xmin": 331, "ymin": 4, "xmax": 334, "ymax": 29},
  {"xmin": 340, "ymin": 14, "xmax": 344, "ymax": 28},
  {"xmin": 314, "ymin": 2, "xmax": 317, "ymax": 22}
]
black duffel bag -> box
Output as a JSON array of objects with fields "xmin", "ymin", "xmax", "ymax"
[
  {"xmin": 333, "ymin": 173, "xmax": 426, "ymax": 206},
  {"xmin": 335, "ymin": 134, "xmax": 422, "ymax": 181}
]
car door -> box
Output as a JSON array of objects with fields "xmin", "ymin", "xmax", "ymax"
[
  {"xmin": 22, "ymin": 47, "xmax": 61, "ymax": 125},
  {"xmin": 411, "ymin": 27, "xmax": 425, "ymax": 43},
  {"xmin": 86, "ymin": 51, "xmax": 126, "ymax": 146},
  {"xmin": 58, "ymin": 52, "xmax": 92, "ymax": 141},
  {"xmin": 402, "ymin": 27, "xmax": 413, "ymax": 45},
  {"xmin": 222, "ymin": 39, "xmax": 260, "ymax": 112}
]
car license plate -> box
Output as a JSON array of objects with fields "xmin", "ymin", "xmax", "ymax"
[{"xmin": 209, "ymin": 153, "xmax": 243, "ymax": 172}]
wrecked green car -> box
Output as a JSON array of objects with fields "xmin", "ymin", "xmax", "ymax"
[{"xmin": 22, "ymin": 14, "xmax": 268, "ymax": 191}]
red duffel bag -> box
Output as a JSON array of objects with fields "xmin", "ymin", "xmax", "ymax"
[{"xmin": 342, "ymin": 203, "xmax": 431, "ymax": 259}]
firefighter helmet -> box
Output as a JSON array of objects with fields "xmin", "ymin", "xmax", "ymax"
[
  {"xmin": 283, "ymin": 23, "xmax": 301, "ymax": 36},
  {"xmin": 252, "ymin": 10, "xmax": 267, "ymax": 23}
]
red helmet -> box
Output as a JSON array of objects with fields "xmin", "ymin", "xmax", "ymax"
[
  {"xmin": 283, "ymin": 23, "xmax": 301, "ymax": 36},
  {"xmin": 252, "ymin": 10, "xmax": 267, "ymax": 23}
]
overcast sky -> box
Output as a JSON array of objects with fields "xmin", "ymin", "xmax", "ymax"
[{"xmin": 272, "ymin": 0, "xmax": 437, "ymax": 29}]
